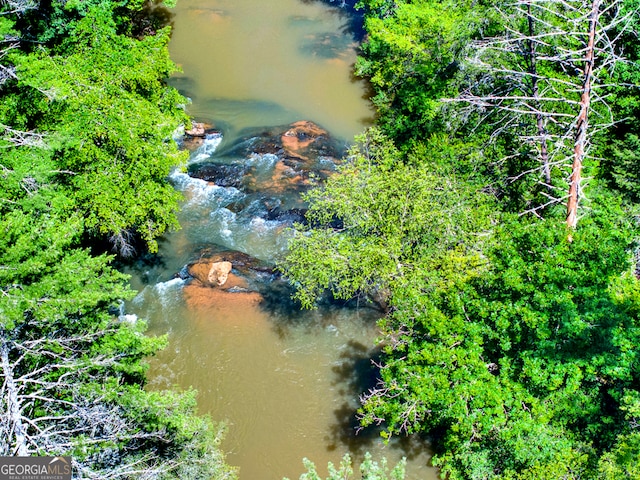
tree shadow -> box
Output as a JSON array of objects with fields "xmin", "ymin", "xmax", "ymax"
[
  {"xmin": 325, "ymin": 339, "xmax": 382, "ymax": 454},
  {"xmin": 131, "ymin": 1, "xmax": 176, "ymax": 38},
  {"xmin": 300, "ymin": 0, "xmax": 366, "ymax": 41},
  {"xmin": 326, "ymin": 340, "xmax": 435, "ymax": 465}
]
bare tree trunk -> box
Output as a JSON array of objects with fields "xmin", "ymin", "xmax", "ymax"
[
  {"xmin": 567, "ymin": 0, "xmax": 601, "ymax": 229},
  {"xmin": 448, "ymin": 0, "xmax": 626, "ymax": 223},
  {"xmin": 1, "ymin": 337, "xmax": 28, "ymax": 456}
]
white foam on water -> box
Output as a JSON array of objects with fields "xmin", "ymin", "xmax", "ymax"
[
  {"xmin": 246, "ymin": 152, "xmax": 279, "ymax": 173},
  {"xmin": 210, "ymin": 208, "xmax": 237, "ymax": 244},
  {"xmin": 170, "ymin": 170, "xmax": 243, "ymax": 208},
  {"xmin": 119, "ymin": 313, "xmax": 139, "ymax": 324},
  {"xmin": 189, "ymin": 132, "xmax": 223, "ymax": 163},
  {"xmin": 249, "ymin": 216, "xmax": 281, "ymax": 235},
  {"xmin": 155, "ymin": 277, "xmax": 186, "ymax": 294},
  {"xmin": 153, "ymin": 277, "xmax": 186, "ymax": 308},
  {"xmin": 172, "ymin": 125, "xmax": 185, "ymax": 142}
]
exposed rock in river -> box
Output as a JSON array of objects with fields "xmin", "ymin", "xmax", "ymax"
[
  {"xmin": 188, "ymin": 163, "xmax": 247, "ymax": 188},
  {"xmin": 185, "ymin": 251, "xmax": 274, "ymax": 285},
  {"xmin": 182, "ymin": 251, "xmax": 269, "ymax": 309},
  {"xmin": 175, "ymin": 120, "xmax": 344, "ymax": 310},
  {"xmin": 188, "ymin": 120, "xmax": 342, "ymax": 197},
  {"xmin": 182, "ymin": 122, "xmax": 222, "ymax": 151},
  {"xmin": 207, "ymin": 261, "xmax": 233, "ymax": 286},
  {"xmin": 280, "ymin": 120, "xmax": 332, "ymax": 162}
]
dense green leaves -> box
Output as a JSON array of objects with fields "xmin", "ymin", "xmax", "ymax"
[
  {"xmin": 284, "ymin": 0, "xmax": 640, "ymax": 477},
  {"xmin": 281, "ymin": 128, "xmax": 494, "ymax": 308},
  {"xmin": 357, "ymin": 212, "xmax": 640, "ymax": 478},
  {"xmin": 354, "ymin": 0, "xmax": 492, "ymax": 145},
  {"xmin": 9, "ymin": 4, "xmax": 188, "ymax": 254},
  {"xmin": 0, "ymin": 1, "xmax": 236, "ymax": 477}
]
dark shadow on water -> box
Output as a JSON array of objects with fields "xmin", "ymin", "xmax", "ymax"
[
  {"xmin": 326, "ymin": 340, "xmax": 381, "ymax": 454},
  {"xmin": 132, "ymin": 0, "xmax": 176, "ymax": 38},
  {"xmin": 300, "ymin": 0, "xmax": 366, "ymax": 41},
  {"xmin": 258, "ymin": 276, "xmax": 306, "ymax": 324},
  {"xmin": 261, "ymin": 282, "xmax": 384, "ymax": 341},
  {"xmin": 327, "ymin": 339, "xmax": 435, "ymax": 467},
  {"xmin": 167, "ymin": 75, "xmax": 197, "ymax": 101},
  {"xmin": 299, "ymin": 32, "xmax": 358, "ymax": 60}
]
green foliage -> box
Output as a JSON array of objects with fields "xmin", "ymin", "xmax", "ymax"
[
  {"xmin": 0, "ymin": 211, "xmax": 129, "ymax": 330},
  {"xmin": 598, "ymin": 0, "xmax": 640, "ymax": 201},
  {"xmin": 11, "ymin": 0, "xmax": 174, "ymax": 48},
  {"xmin": 9, "ymin": 4, "xmax": 188, "ymax": 253},
  {"xmin": 354, "ymin": 0, "xmax": 492, "ymax": 145},
  {"xmin": 358, "ymin": 208, "xmax": 640, "ymax": 478},
  {"xmin": 0, "ymin": 186, "xmax": 235, "ymax": 476},
  {"xmin": 285, "ymin": 452, "xmax": 405, "ymax": 480},
  {"xmin": 280, "ymin": 128, "xmax": 494, "ymax": 308},
  {"xmin": 284, "ymin": 0, "xmax": 640, "ymax": 478},
  {"xmin": 0, "ymin": 1, "xmax": 235, "ymax": 477}
]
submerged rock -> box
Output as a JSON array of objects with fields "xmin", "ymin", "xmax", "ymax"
[
  {"xmin": 265, "ymin": 207, "xmax": 308, "ymax": 225},
  {"xmin": 183, "ymin": 286, "xmax": 263, "ymax": 309},
  {"xmin": 189, "ymin": 163, "xmax": 247, "ymax": 188},
  {"xmin": 243, "ymin": 159, "xmax": 312, "ymax": 195},
  {"xmin": 188, "ymin": 120, "xmax": 341, "ymax": 197},
  {"xmin": 281, "ymin": 120, "xmax": 332, "ymax": 162}
]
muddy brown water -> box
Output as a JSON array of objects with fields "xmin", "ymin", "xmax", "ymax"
[{"xmin": 128, "ymin": 0, "xmax": 440, "ymax": 478}]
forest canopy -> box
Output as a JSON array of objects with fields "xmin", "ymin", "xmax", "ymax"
[
  {"xmin": 0, "ymin": 0, "xmax": 236, "ymax": 477},
  {"xmin": 282, "ymin": 0, "xmax": 640, "ymax": 478}
]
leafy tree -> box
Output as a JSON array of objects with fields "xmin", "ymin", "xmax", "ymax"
[
  {"xmin": 0, "ymin": 0, "xmax": 236, "ymax": 477},
  {"xmin": 358, "ymin": 205, "xmax": 640, "ymax": 478},
  {"xmin": 0, "ymin": 206, "xmax": 236, "ymax": 477},
  {"xmin": 285, "ymin": 452, "xmax": 405, "ymax": 480},
  {"xmin": 285, "ymin": 0, "xmax": 640, "ymax": 478},
  {"xmin": 280, "ymin": 128, "xmax": 494, "ymax": 309},
  {"xmin": 8, "ymin": 3, "xmax": 188, "ymax": 255},
  {"xmin": 354, "ymin": 0, "xmax": 492, "ymax": 146}
]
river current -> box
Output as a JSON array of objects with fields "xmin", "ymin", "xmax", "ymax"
[{"xmin": 126, "ymin": 0, "xmax": 439, "ymax": 478}]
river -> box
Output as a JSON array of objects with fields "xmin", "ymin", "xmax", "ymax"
[{"xmin": 126, "ymin": 0, "xmax": 439, "ymax": 478}]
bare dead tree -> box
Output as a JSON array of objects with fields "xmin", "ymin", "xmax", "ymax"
[
  {"xmin": 0, "ymin": 124, "xmax": 46, "ymax": 147},
  {"xmin": 0, "ymin": 30, "xmax": 19, "ymax": 88},
  {"xmin": 0, "ymin": 0, "xmax": 38, "ymax": 16},
  {"xmin": 0, "ymin": 0, "xmax": 36, "ymax": 66},
  {"xmin": 0, "ymin": 321, "xmax": 189, "ymax": 477},
  {"xmin": 0, "ymin": 1, "xmax": 49, "ymax": 150},
  {"xmin": 446, "ymin": 0, "xmax": 630, "ymax": 227},
  {"xmin": 567, "ymin": 0, "xmax": 601, "ymax": 229}
]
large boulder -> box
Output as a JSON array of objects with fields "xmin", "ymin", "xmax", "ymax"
[
  {"xmin": 280, "ymin": 120, "xmax": 331, "ymax": 162},
  {"xmin": 214, "ymin": 120, "xmax": 341, "ymax": 168},
  {"xmin": 183, "ymin": 253, "xmax": 263, "ymax": 309},
  {"xmin": 207, "ymin": 261, "xmax": 233, "ymax": 286},
  {"xmin": 185, "ymin": 251, "xmax": 273, "ymax": 287}
]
